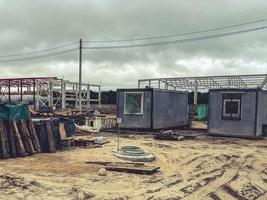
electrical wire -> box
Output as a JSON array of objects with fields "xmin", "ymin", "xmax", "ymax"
[
  {"xmin": 0, "ymin": 48, "xmax": 78, "ymax": 62},
  {"xmin": 0, "ymin": 42, "xmax": 78, "ymax": 58},
  {"xmin": 1, "ymin": 18, "xmax": 267, "ymax": 62},
  {"xmin": 83, "ymin": 18, "xmax": 267, "ymax": 43},
  {"xmin": 83, "ymin": 25, "xmax": 267, "ymax": 49}
]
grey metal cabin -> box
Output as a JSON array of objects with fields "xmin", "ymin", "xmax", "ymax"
[
  {"xmin": 117, "ymin": 88, "xmax": 188, "ymax": 130},
  {"xmin": 208, "ymin": 88, "xmax": 267, "ymax": 138}
]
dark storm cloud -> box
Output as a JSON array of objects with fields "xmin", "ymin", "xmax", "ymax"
[{"xmin": 0, "ymin": 0, "xmax": 267, "ymax": 88}]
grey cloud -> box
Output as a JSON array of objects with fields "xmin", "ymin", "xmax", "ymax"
[{"xmin": 0, "ymin": 0, "xmax": 267, "ymax": 89}]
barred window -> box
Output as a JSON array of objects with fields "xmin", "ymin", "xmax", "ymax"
[
  {"xmin": 124, "ymin": 92, "xmax": 143, "ymax": 114},
  {"xmin": 222, "ymin": 93, "xmax": 241, "ymax": 120}
]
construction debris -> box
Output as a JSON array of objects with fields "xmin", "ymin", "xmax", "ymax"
[
  {"xmin": 113, "ymin": 146, "xmax": 155, "ymax": 162},
  {"xmin": 75, "ymin": 124, "xmax": 98, "ymax": 133},
  {"xmin": 94, "ymin": 136, "xmax": 109, "ymax": 145},
  {"xmin": 74, "ymin": 137, "xmax": 109, "ymax": 149},
  {"xmin": 85, "ymin": 161, "xmax": 145, "ymax": 166},
  {"xmin": 106, "ymin": 163, "xmax": 159, "ymax": 175},
  {"xmin": 87, "ymin": 161, "xmax": 160, "ymax": 175},
  {"xmin": 154, "ymin": 130, "xmax": 196, "ymax": 141},
  {"xmin": 98, "ymin": 168, "xmax": 107, "ymax": 176},
  {"xmin": 0, "ymin": 103, "xmax": 78, "ymax": 158},
  {"xmin": 75, "ymin": 114, "xmax": 116, "ymax": 133},
  {"xmin": 0, "ymin": 119, "xmax": 42, "ymax": 159}
]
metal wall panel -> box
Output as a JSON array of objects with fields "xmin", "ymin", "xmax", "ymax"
[
  {"xmin": 208, "ymin": 89, "xmax": 257, "ymax": 137},
  {"xmin": 153, "ymin": 90, "xmax": 188, "ymax": 129},
  {"xmin": 256, "ymin": 90, "xmax": 267, "ymax": 137}
]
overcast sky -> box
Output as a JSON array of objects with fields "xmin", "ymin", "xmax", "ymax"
[{"xmin": 0, "ymin": 0, "xmax": 267, "ymax": 90}]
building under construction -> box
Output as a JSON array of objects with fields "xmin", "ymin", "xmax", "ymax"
[
  {"xmin": 138, "ymin": 74, "xmax": 267, "ymax": 105},
  {"xmin": 0, "ymin": 77, "xmax": 101, "ymax": 111}
]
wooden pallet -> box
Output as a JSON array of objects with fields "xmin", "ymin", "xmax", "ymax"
[
  {"xmin": 19, "ymin": 120, "xmax": 36, "ymax": 154},
  {"xmin": 11, "ymin": 120, "xmax": 26, "ymax": 157},
  {"xmin": 45, "ymin": 120, "xmax": 56, "ymax": 153},
  {"xmin": 27, "ymin": 119, "xmax": 41, "ymax": 153},
  {"xmin": 0, "ymin": 120, "xmax": 9, "ymax": 159}
]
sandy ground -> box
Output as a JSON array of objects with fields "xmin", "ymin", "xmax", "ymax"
[{"xmin": 0, "ymin": 132, "xmax": 266, "ymax": 200}]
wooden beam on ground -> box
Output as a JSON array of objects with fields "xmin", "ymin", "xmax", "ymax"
[
  {"xmin": 106, "ymin": 164, "xmax": 160, "ymax": 175},
  {"xmin": 85, "ymin": 161, "xmax": 145, "ymax": 166}
]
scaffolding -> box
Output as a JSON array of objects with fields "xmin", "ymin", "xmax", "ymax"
[
  {"xmin": 0, "ymin": 77, "xmax": 101, "ymax": 110},
  {"xmin": 138, "ymin": 74, "xmax": 267, "ymax": 105}
]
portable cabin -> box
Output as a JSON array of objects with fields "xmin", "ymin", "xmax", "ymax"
[
  {"xmin": 208, "ymin": 88, "xmax": 267, "ymax": 138},
  {"xmin": 116, "ymin": 88, "xmax": 188, "ymax": 130}
]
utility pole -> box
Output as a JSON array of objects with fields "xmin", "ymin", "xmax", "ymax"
[{"xmin": 79, "ymin": 39, "xmax": 82, "ymax": 111}]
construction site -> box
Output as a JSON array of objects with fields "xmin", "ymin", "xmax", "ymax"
[
  {"xmin": 1, "ymin": 2, "xmax": 267, "ymax": 200},
  {"xmin": 0, "ymin": 73, "xmax": 266, "ymax": 200}
]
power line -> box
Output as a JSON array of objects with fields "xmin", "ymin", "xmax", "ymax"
[
  {"xmin": 83, "ymin": 25, "xmax": 267, "ymax": 49},
  {"xmin": 1, "ymin": 18, "xmax": 267, "ymax": 62},
  {"xmin": 0, "ymin": 42, "xmax": 78, "ymax": 58},
  {"xmin": 84, "ymin": 18, "xmax": 267, "ymax": 43},
  {"xmin": 0, "ymin": 48, "xmax": 78, "ymax": 63}
]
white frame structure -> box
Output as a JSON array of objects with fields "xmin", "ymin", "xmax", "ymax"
[
  {"xmin": 36, "ymin": 78, "xmax": 101, "ymax": 110},
  {"xmin": 138, "ymin": 74, "xmax": 267, "ymax": 105}
]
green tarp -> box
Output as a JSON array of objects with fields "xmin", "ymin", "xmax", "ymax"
[
  {"xmin": 197, "ymin": 104, "xmax": 208, "ymax": 120},
  {"xmin": 0, "ymin": 103, "xmax": 29, "ymax": 121}
]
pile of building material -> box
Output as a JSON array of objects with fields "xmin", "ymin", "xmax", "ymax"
[
  {"xmin": 0, "ymin": 117, "xmax": 63, "ymax": 159},
  {"xmin": 75, "ymin": 114, "xmax": 116, "ymax": 133},
  {"xmin": 86, "ymin": 161, "xmax": 160, "ymax": 175},
  {"xmin": 113, "ymin": 146, "xmax": 155, "ymax": 162},
  {"xmin": 154, "ymin": 130, "xmax": 197, "ymax": 141},
  {"xmin": 74, "ymin": 136, "xmax": 109, "ymax": 149},
  {"xmin": 0, "ymin": 119, "xmax": 43, "ymax": 159},
  {"xmin": 154, "ymin": 130, "xmax": 185, "ymax": 141},
  {"xmin": 32, "ymin": 118, "xmax": 76, "ymax": 151},
  {"xmin": 0, "ymin": 103, "xmax": 78, "ymax": 159}
]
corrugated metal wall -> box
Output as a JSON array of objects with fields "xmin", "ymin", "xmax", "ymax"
[
  {"xmin": 208, "ymin": 89, "xmax": 257, "ymax": 137},
  {"xmin": 153, "ymin": 90, "xmax": 188, "ymax": 129},
  {"xmin": 256, "ymin": 90, "xmax": 267, "ymax": 137}
]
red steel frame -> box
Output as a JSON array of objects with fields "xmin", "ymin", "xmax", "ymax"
[{"xmin": 0, "ymin": 77, "xmax": 58, "ymax": 110}]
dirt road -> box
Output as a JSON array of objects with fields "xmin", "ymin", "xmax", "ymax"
[{"xmin": 0, "ymin": 133, "xmax": 266, "ymax": 200}]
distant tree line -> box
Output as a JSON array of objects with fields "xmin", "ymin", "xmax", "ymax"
[
  {"xmin": 90, "ymin": 90, "xmax": 116, "ymax": 104},
  {"xmin": 91, "ymin": 90, "xmax": 208, "ymax": 105},
  {"xmin": 188, "ymin": 91, "xmax": 208, "ymax": 105}
]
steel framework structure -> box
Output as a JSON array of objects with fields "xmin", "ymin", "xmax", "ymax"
[
  {"xmin": 0, "ymin": 77, "xmax": 101, "ymax": 110},
  {"xmin": 0, "ymin": 77, "xmax": 57, "ymax": 109},
  {"xmin": 138, "ymin": 74, "xmax": 267, "ymax": 105},
  {"xmin": 36, "ymin": 79, "xmax": 101, "ymax": 110}
]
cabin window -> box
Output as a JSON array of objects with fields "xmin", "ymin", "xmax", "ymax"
[
  {"xmin": 222, "ymin": 93, "xmax": 241, "ymax": 120},
  {"xmin": 124, "ymin": 92, "xmax": 144, "ymax": 115}
]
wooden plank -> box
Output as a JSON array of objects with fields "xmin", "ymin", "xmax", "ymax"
[
  {"xmin": 12, "ymin": 121, "xmax": 26, "ymax": 157},
  {"xmin": 106, "ymin": 164, "xmax": 160, "ymax": 175},
  {"xmin": 85, "ymin": 161, "xmax": 145, "ymax": 166},
  {"xmin": 6, "ymin": 121, "xmax": 17, "ymax": 158},
  {"xmin": 27, "ymin": 120, "xmax": 41, "ymax": 153},
  {"xmin": 45, "ymin": 120, "xmax": 56, "ymax": 153},
  {"xmin": 20, "ymin": 120, "xmax": 36, "ymax": 154},
  {"xmin": 0, "ymin": 120, "xmax": 9, "ymax": 159}
]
